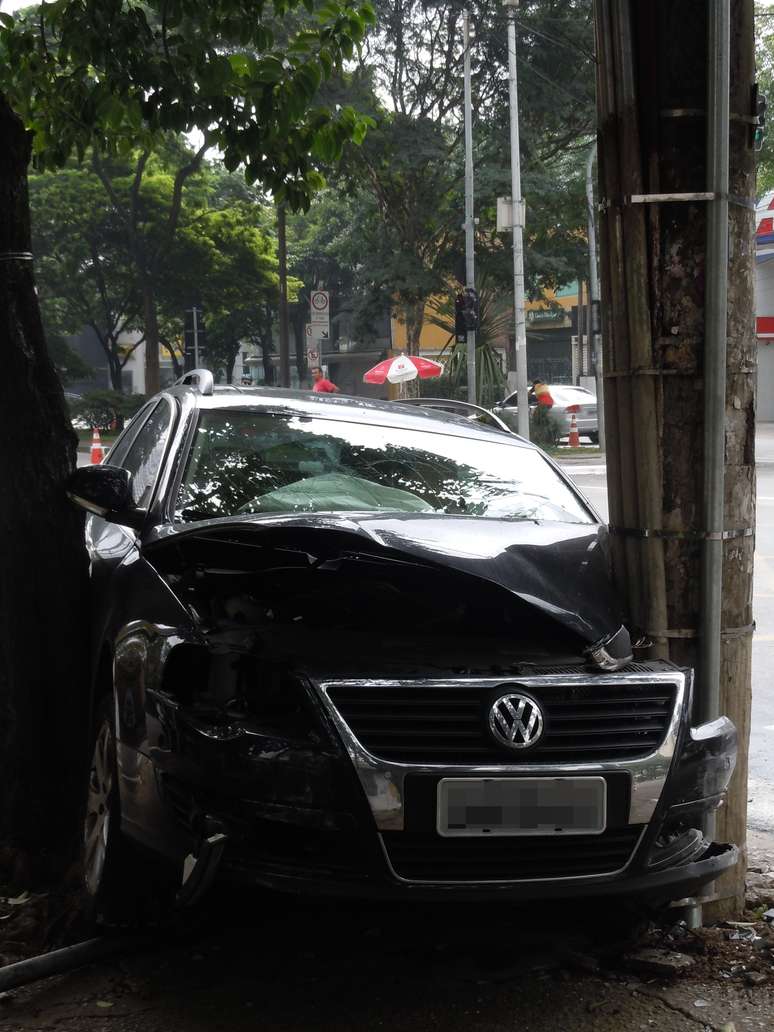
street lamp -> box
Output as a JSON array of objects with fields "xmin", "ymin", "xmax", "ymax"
[{"xmin": 503, "ymin": 0, "xmax": 530, "ymax": 439}]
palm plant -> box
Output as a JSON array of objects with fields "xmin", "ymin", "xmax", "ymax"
[{"xmin": 426, "ymin": 275, "xmax": 509, "ymax": 408}]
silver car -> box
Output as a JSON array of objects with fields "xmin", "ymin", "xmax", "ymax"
[{"xmin": 494, "ymin": 384, "xmax": 599, "ymax": 443}]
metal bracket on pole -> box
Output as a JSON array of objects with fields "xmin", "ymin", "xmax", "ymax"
[{"xmin": 627, "ymin": 191, "xmax": 754, "ymax": 209}]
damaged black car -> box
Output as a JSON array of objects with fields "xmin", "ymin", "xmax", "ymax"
[{"xmin": 67, "ymin": 370, "xmax": 738, "ymax": 922}]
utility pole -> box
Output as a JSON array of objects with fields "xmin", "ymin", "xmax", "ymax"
[
  {"xmin": 594, "ymin": 0, "xmax": 754, "ymax": 918},
  {"xmin": 585, "ymin": 142, "xmax": 605, "ymax": 450},
  {"xmin": 504, "ymin": 0, "xmax": 529, "ymax": 439},
  {"xmin": 192, "ymin": 306, "xmax": 200, "ymax": 368},
  {"xmin": 277, "ymin": 203, "xmax": 290, "ymax": 389},
  {"xmin": 463, "ymin": 11, "xmax": 476, "ymax": 404}
]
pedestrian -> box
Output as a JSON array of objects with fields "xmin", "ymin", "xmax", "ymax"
[
  {"xmin": 311, "ymin": 366, "xmax": 340, "ymax": 394},
  {"xmin": 529, "ymin": 379, "xmax": 554, "ymax": 407}
]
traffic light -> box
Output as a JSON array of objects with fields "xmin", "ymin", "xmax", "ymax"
[
  {"xmin": 455, "ymin": 293, "xmax": 467, "ymax": 342},
  {"xmin": 463, "ymin": 287, "xmax": 480, "ymax": 332}
]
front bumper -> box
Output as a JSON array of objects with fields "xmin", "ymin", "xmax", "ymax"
[
  {"xmin": 153, "ymin": 665, "xmax": 738, "ymax": 904},
  {"xmin": 220, "ymin": 839, "xmax": 738, "ymax": 903}
]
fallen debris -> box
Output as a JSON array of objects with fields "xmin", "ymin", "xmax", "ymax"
[{"xmin": 623, "ymin": 948, "xmax": 695, "ymax": 977}]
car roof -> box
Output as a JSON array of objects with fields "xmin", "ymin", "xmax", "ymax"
[{"xmin": 166, "ymin": 383, "xmax": 536, "ymax": 449}]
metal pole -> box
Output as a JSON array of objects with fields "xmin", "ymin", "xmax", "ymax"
[
  {"xmin": 699, "ymin": 5, "xmax": 730, "ymax": 727},
  {"xmin": 586, "ymin": 141, "xmax": 606, "ymax": 450},
  {"xmin": 278, "ymin": 204, "xmax": 290, "ymax": 388},
  {"xmin": 463, "ymin": 11, "xmax": 476, "ymax": 403},
  {"xmin": 192, "ymin": 306, "xmax": 200, "ymax": 368},
  {"xmin": 505, "ymin": 1, "xmax": 529, "ymax": 439}
]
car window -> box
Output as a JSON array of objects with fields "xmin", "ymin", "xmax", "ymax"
[
  {"xmin": 104, "ymin": 402, "xmax": 156, "ymax": 467},
  {"xmin": 175, "ymin": 410, "xmax": 593, "ymax": 525},
  {"xmin": 121, "ymin": 400, "xmax": 174, "ymax": 508}
]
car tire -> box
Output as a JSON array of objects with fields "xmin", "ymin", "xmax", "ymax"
[
  {"xmin": 588, "ymin": 432, "xmax": 599, "ymax": 445},
  {"xmin": 81, "ymin": 698, "xmax": 177, "ymax": 927}
]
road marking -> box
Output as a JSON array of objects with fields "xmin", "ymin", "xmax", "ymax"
[
  {"xmin": 561, "ymin": 465, "xmax": 607, "ymax": 475},
  {"xmin": 754, "ymin": 633, "xmax": 774, "ymax": 641},
  {"xmin": 764, "ymin": 725, "xmax": 774, "ymax": 732}
]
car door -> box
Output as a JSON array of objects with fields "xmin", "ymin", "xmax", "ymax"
[{"xmin": 87, "ymin": 398, "xmax": 178, "ymax": 653}]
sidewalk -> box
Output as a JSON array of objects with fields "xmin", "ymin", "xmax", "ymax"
[{"xmin": 757, "ymin": 422, "xmax": 774, "ymax": 466}]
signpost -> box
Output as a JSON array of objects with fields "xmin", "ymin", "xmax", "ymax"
[
  {"xmin": 308, "ymin": 292, "xmax": 330, "ymax": 369},
  {"xmin": 309, "ymin": 291, "xmax": 330, "ymax": 339}
]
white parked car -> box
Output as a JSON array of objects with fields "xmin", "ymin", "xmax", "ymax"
[{"xmin": 494, "ymin": 384, "xmax": 599, "ymax": 443}]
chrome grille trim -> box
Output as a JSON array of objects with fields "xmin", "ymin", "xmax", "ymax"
[
  {"xmin": 378, "ymin": 826, "xmax": 648, "ymax": 885},
  {"xmin": 316, "ymin": 672, "xmax": 687, "ymax": 832}
]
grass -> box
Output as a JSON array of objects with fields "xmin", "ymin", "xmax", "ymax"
[
  {"xmin": 546, "ymin": 446, "xmax": 603, "ymax": 459},
  {"xmin": 77, "ymin": 429, "xmax": 118, "ymax": 446}
]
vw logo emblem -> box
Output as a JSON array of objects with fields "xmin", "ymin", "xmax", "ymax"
[{"xmin": 488, "ymin": 693, "xmax": 544, "ymax": 750}]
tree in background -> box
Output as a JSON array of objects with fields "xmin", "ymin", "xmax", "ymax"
[
  {"xmin": 755, "ymin": 5, "xmax": 774, "ymax": 192},
  {"xmin": 29, "ymin": 167, "xmax": 142, "ymax": 391},
  {"xmin": 325, "ymin": 0, "xmax": 597, "ymax": 385}
]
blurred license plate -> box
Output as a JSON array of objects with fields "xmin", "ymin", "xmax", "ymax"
[{"xmin": 437, "ymin": 777, "xmax": 607, "ymax": 837}]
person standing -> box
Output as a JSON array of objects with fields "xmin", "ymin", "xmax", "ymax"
[
  {"xmin": 530, "ymin": 379, "xmax": 554, "ymax": 407},
  {"xmin": 311, "ymin": 367, "xmax": 340, "ymax": 394}
]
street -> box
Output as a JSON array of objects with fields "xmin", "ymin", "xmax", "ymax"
[{"xmin": 565, "ymin": 425, "xmax": 774, "ymax": 841}]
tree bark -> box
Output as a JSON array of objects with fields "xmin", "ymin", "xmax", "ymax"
[
  {"xmin": 0, "ymin": 95, "xmax": 91, "ymax": 881},
  {"xmin": 594, "ymin": 0, "xmax": 755, "ymax": 917},
  {"xmin": 142, "ymin": 279, "xmax": 160, "ymax": 394}
]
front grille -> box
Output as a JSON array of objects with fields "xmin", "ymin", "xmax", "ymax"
[
  {"xmin": 382, "ymin": 827, "xmax": 642, "ymax": 881},
  {"xmin": 326, "ymin": 681, "xmax": 677, "ymax": 764}
]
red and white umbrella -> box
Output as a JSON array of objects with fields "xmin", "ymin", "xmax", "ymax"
[{"xmin": 363, "ymin": 354, "xmax": 444, "ymax": 385}]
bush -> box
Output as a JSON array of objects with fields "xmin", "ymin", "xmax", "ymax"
[
  {"xmin": 529, "ymin": 405, "xmax": 562, "ymax": 450},
  {"xmin": 70, "ymin": 390, "xmax": 147, "ymax": 430}
]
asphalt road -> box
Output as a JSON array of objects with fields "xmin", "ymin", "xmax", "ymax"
[{"xmin": 564, "ymin": 431, "xmax": 774, "ymax": 836}]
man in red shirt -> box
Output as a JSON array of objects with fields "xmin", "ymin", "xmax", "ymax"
[{"xmin": 311, "ymin": 366, "xmax": 340, "ymax": 394}]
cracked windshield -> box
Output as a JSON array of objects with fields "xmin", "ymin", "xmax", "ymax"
[{"xmin": 176, "ymin": 410, "xmax": 592, "ymax": 523}]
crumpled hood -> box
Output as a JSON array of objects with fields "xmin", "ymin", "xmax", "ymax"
[{"xmin": 147, "ymin": 512, "xmax": 626, "ymax": 648}]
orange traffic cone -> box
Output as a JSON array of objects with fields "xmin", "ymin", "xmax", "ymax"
[
  {"xmin": 568, "ymin": 409, "xmax": 580, "ymax": 448},
  {"xmin": 90, "ymin": 428, "xmax": 104, "ymax": 464}
]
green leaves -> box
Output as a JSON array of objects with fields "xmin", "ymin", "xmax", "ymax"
[{"xmin": 0, "ymin": 0, "xmax": 377, "ymax": 208}]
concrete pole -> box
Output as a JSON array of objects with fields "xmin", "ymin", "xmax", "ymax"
[
  {"xmin": 585, "ymin": 142, "xmax": 605, "ymax": 449},
  {"xmin": 192, "ymin": 306, "xmax": 200, "ymax": 368},
  {"xmin": 505, "ymin": 0, "xmax": 530, "ymax": 438},
  {"xmin": 463, "ymin": 11, "xmax": 476, "ymax": 403}
]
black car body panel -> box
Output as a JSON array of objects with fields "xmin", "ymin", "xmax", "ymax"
[
  {"xmin": 146, "ymin": 513, "xmax": 625, "ymax": 645},
  {"xmin": 74, "ymin": 383, "xmax": 737, "ymax": 905}
]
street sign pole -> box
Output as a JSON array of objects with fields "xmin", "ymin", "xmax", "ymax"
[
  {"xmin": 504, "ymin": 0, "xmax": 530, "ymax": 439},
  {"xmin": 192, "ymin": 306, "xmax": 200, "ymax": 368}
]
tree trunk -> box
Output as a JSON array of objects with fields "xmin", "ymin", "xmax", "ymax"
[
  {"xmin": 594, "ymin": 0, "xmax": 755, "ymax": 917},
  {"xmin": 225, "ymin": 344, "xmax": 238, "ymax": 385},
  {"xmin": 0, "ymin": 95, "xmax": 91, "ymax": 882},
  {"xmin": 292, "ymin": 314, "xmax": 306, "ymax": 384},
  {"xmin": 160, "ymin": 338, "xmax": 182, "ymax": 381},
  {"xmin": 402, "ymin": 299, "xmax": 425, "ymax": 399},
  {"xmin": 142, "ymin": 279, "xmax": 160, "ymax": 395},
  {"xmin": 108, "ymin": 350, "xmax": 123, "ymax": 392}
]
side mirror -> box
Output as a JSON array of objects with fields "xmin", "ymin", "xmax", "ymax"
[{"xmin": 66, "ymin": 465, "xmax": 145, "ymax": 530}]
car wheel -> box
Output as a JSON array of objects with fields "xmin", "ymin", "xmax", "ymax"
[
  {"xmin": 588, "ymin": 432, "xmax": 599, "ymax": 445},
  {"xmin": 82, "ymin": 699, "xmax": 177, "ymax": 927}
]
